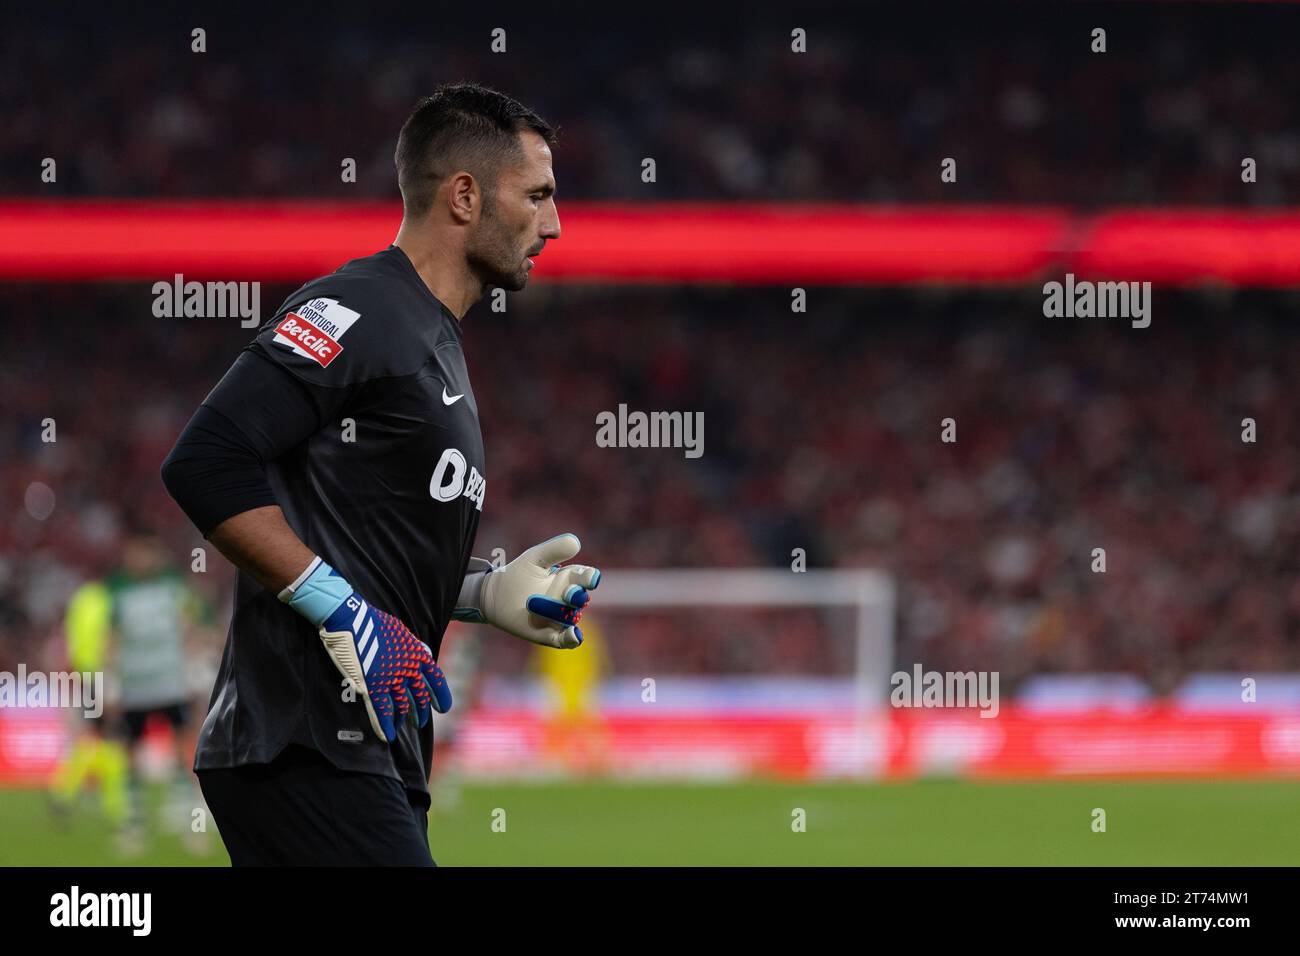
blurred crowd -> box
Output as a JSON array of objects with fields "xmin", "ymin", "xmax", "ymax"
[
  {"xmin": 3, "ymin": 283, "xmax": 1298, "ymax": 692},
  {"xmin": 4, "ymin": 4, "xmax": 1299, "ymax": 695},
  {"xmin": 4, "ymin": 4, "xmax": 1300, "ymax": 205}
]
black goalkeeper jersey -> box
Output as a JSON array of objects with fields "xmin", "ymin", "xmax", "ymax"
[{"xmin": 186, "ymin": 245, "xmax": 485, "ymax": 796}]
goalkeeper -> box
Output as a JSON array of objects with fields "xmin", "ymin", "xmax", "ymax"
[{"xmin": 161, "ymin": 83, "xmax": 599, "ymax": 866}]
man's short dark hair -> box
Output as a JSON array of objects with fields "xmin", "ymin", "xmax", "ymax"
[{"xmin": 394, "ymin": 82, "xmax": 557, "ymax": 218}]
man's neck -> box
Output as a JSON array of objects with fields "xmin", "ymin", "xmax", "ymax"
[{"xmin": 392, "ymin": 230, "xmax": 482, "ymax": 321}]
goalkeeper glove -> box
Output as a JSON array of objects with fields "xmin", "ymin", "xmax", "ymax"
[
  {"xmin": 453, "ymin": 533, "xmax": 601, "ymax": 649},
  {"xmin": 279, "ymin": 557, "xmax": 452, "ymax": 742}
]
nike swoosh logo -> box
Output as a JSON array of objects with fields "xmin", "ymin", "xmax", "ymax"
[{"xmin": 442, "ymin": 387, "xmax": 464, "ymax": 406}]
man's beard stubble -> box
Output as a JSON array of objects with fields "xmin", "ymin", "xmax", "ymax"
[{"xmin": 467, "ymin": 197, "xmax": 529, "ymax": 293}]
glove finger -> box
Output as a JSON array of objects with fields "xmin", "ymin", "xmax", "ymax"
[
  {"xmin": 408, "ymin": 640, "xmax": 440, "ymax": 722},
  {"xmin": 367, "ymin": 689, "xmax": 398, "ymax": 742},
  {"xmin": 409, "ymin": 676, "xmax": 433, "ymax": 728},
  {"xmin": 518, "ymin": 621, "xmax": 583, "ymax": 649},
  {"xmin": 522, "ymin": 533, "xmax": 581, "ymax": 571},
  {"xmin": 527, "ymin": 594, "xmax": 582, "ymax": 626},
  {"xmin": 554, "ymin": 564, "xmax": 601, "ymax": 592},
  {"xmin": 393, "ymin": 682, "xmax": 412, "ymax": 720},
  {"xmin": 423, "ymin": 659, "xmax": 453, "ymax": 714}
]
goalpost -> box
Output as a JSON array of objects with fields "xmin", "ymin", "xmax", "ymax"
[{"xmin": 591, "ymin": 569, "xmax": 897, "ymax": 710}]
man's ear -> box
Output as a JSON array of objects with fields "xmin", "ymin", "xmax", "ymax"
[{"xmin": 447, "ymin": 171, "xmax": 479, "ymax": 223}]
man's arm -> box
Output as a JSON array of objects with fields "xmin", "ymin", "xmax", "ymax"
[
  {"xmin": 161, "ymin": 346, "xmax": 450, "ymax": 741},
  {"xmin": 160, "ymin": 354, "xmax": 320, "ymax": 590},
  {"xmin": 161, "ymin": 349, "xmax": 323, "ymax": 546},
  {"xmin": 207, "ymin": 505, "xmax": 315, "ymax": 594}
]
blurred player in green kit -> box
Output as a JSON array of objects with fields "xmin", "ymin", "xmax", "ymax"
[{"xmin": 50, "ymin": 533, "xmax": 215, "ymax": 855}]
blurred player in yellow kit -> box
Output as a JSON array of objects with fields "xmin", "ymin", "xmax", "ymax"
[
  {"xmin": 537, "ymin": 614, "xmax": 612, "ymax": 773},
  {"xmin": 48, "ymin": 579, "xmax": 131, "ymax": 833}
]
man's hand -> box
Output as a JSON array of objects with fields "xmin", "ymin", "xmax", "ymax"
[
  {"xmin": 281, "ymin": 557, "xmax": 451, "ymax": 741},
  {"xmin": 456, "ymin": 533, "xmax": 601, "ymax": 649},
  {"xmin": 319, "ymin": 595, "xmax": 452, "ymax": 742}
]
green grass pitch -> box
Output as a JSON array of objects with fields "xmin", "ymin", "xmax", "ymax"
[{"xmin": 2, "ymin": 778, "xmax": 1297, "ymax": 866}]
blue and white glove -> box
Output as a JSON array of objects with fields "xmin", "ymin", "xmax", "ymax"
[
  {"xmin": 453, "ymin": 533, "xmax": 601, "ymax": 649},
  {"xmin": 280, "ymin": 557, "xmax": 452, "ymax": 742}
]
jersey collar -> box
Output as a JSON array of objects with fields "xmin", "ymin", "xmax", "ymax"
[{"xmin": 386, "ymin": 244, "xmax": 463, "ymax": 339}]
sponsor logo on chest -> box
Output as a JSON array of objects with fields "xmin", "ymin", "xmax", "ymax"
[{"xmin": 429, "ymin": 447, "xmax": 486, "ymax": 512}]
